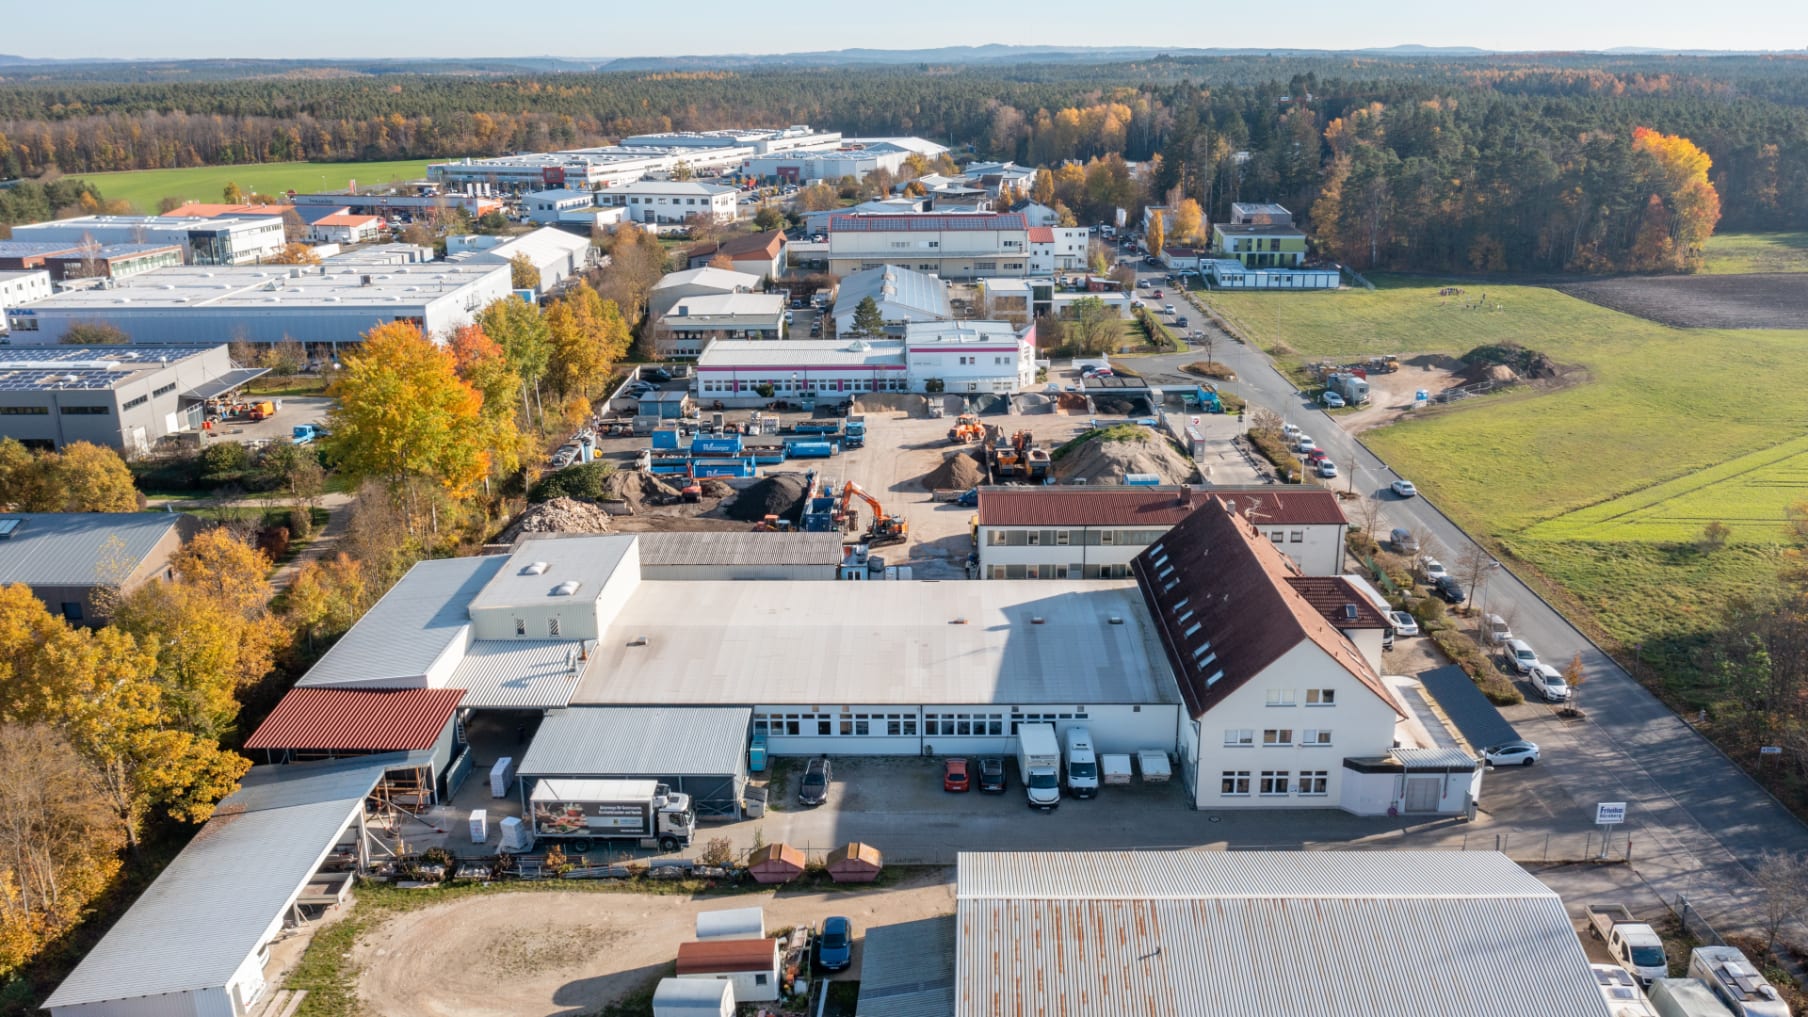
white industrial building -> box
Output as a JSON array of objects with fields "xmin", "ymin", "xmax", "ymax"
[
  {"xmin": 445, "ymin": 227, "xmax": 595, "ymax": 295},
  {"xmin": 0, "ymin": 269, "xmax": 52, "ymax": 329},
  {"xmin": 428, "ymin": 149, "xmax": 680, "ymax": 192},
  {"xmin": 596, "ymin": 180, "xmax": 739, "ymax": 224},
  {"xmin": 828, "ymin": 212, "xmax": 1031, "ymax": 279},
  {"xmin": 655, "ymin": 293, "xmax": 788, "ymax": 358},
  {"xmin": 951, "ymin": 850, "xmax": 1609, "ymax": 1017},
  {"xmin": 623, "ymin": 126, "xmax": 841, "ymax": 156},
  {"xmin": 693, "ymin": 321, "xmax": 1035, "ymax": 401},
  {"xmin": 0, "ymin": 344, "xmax": 263, "ymax": 452},
  {"xmin": 832, "ymin": 265, "xmax": 953, "ymax": 335},
  {"xmin": 43, "ymin": 757, "xmax": 389, "ymax": 1017},
  {"xmin": 739, "ymin": 143, "xmax": 914, "ymax": 184},
  {"xmin": 976, "ymin": 485, "xmax": 1349, "ymax": 580},
  {"xmin": 10, "ymin": 214, "xmax": 285, "ymax": 266},
  {"xmin": 649, "ymin": 266, "xmax": 763, "ymax": 320},
  {"xmin": 524, "ymin": 188, "xmax": 599, "ymax": 223},
  {"xmin": 633, "ymin": 531, "xmax": 842, "ymax": 580},
  {"xmin": 4, "ymin": 262, "xmax": 514, "ymax": 346}
]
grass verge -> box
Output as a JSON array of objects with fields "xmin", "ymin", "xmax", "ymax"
[
  {"xmin": 1700, "ymin": 231, "xmax": 1808, "ymax": 275},
  {"xmin": 69, "ymin": 160, "xmax": 432, "ymax": 214}
]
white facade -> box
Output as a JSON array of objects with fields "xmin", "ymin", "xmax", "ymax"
[
  {"xmin": 11, "ymin": 215, "xmax": 285, "ymax": 266},
  {"xmin": 754, "ymin": 702, "xmax": 1176, "ymax": 759},
  {"xmin": 5, "ymin": 263, "xmax": 514, "ymax": 346},
  {"xmin": 741, "ymin": 146, "xmax": 911, "ymax": 183},
  {"xmin": 1029, "ymin": 227, "xmax": 1091, "ymax": 274},
  {"xmin": 1179, "ymin": 641, "xmax": 1401, "ymax": 809},
  {"xmin": 1246, "ymin": 519, "xmax": 1347, "ymax": 577},
  {"xmin": 657, "ymin": 294, "xmax": 787, "ymax": 359},
  {"xmin": 827, "ymin": 213, "xmax": 1032, "ymax": 280},
  {"xmin": 525, "ymin": 189, "xmax": 598, "ymax": 224},
  {"xmin": 306, "ymin": 215, "xmax": 384, "ymax": 245},
  {"xmin": 903, "ymin": 321, "xmax": 1036, "ymax": 395},
  {"xmin": 597, "ymin": 181, "xmax": 739, "ymax": 224},
  {"xmin": 447, "ymin": 227, "xmax": 594, "ymax": 295},
  {"xmin": 0, "ymin": 269, "xmax": 53, "ymax": 328}
]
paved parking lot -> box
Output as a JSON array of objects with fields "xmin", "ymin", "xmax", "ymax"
[{"xmin": 202, "ymin": 395, "xmax": 332, "ymax": 446}]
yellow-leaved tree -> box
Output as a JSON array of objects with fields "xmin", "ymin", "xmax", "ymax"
[{"xmin": 325, "ymin": 321, "xmax": 491, "ymax": 528}]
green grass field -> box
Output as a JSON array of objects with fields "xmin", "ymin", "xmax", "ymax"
[
  {"xmin": 1200, "ymin": 275, "xmax": 1808, "ymax": 656},
  {"xmin": 1700, "ymin": 231, "xmax": 1808, "ymax": 274},
  {"xmin": 71, "ymin": 160, "xmax": 433, "ymax": 213}
]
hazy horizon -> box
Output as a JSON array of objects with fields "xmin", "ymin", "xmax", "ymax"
[{"xmin": 6, "ymin": 0, "xmax": 1803, "ymax": 62}]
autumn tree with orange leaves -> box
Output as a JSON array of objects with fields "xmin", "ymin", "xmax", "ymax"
[{"xmin": 1628, "ymin": 127, "xmax": 1722, "ymax": 272}]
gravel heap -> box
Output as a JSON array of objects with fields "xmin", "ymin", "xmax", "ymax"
[
  {"xmin": 1052, "ymin": 428, "xmax": 1199, "ymax": 485},
  {"xmin": 724, "ymin": 473, "xmax": 811, "ymax": 522},
  {"xmin": 497, "ymin": 498, "xmax": 614, "ymax": 543},
  {"xmin": 922, "ymin": 451, "xmax": 987, "ymax": 491},
  {"xmin": 598, "ymin": 471, "xmax": 682, "ymax": 512}
]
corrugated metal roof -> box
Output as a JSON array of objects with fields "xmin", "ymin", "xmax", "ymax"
[
  {"xmin": 653, "ymin": 978, "xmax": 735, "ymax": 1009},
  {"xmin": 571, "ymin": 580, "xmax": 1175, "ymax": 707},
  {"xmin": 1418, "ymin": 664, "xmax": 1521, "ymax": 749},
  {"xmin": 44, "ymin": 758, "xmax": 393, "ymax": 1009},
  {"xmin": 977, "ymin": 487, "xmax": 1346, "ymax": 528},
  {"xmin": 1394, "ymin": 746, "xmax": 1481, "ymax": 770},
  {"xmin": 518, "ymin": 707, "xmax": 750, "ymax": 777},
  {"xmin": 446, "ymin": 639, "xmax": 585, "ymax": 709},
  {"xmin": 858, "ymin": 916, "xmax": 956, "ymax": 1017},
  {"xmin": 676, "ymin": 939, "xmax": 778, "ymax": 974},
  {"xmin": 954, "ymin": 850, "xmax": 1604, "ymax": 1017},
  {"xmin": 299, "ymin": 555, "xmax": 506, "ymax": 688},
  {"xmin": 243, "ymin": 688, "xmax": 464, "ymax": 751},
  {"xmin": 634, "ymin": 531, "xmax": 842, "ymax": 568},
  {"xmin": 833, "ymin": 265, "xmax": 953, "ymax": 322},
  {"xmin": 0, "ymin": 512, "xmax": 186, "ymax": 587}
]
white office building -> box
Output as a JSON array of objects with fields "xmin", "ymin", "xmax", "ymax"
[
  {"xmin": 445, "ymin": 227, "xmax": 595, "ymax": 295},
  {"xmin": 902, "ymin": 320, "xmax": 1035, "ymax": 395},
  {"xmin": 524, "ymin": 188, "xmax": 599, "ymax": 224},
  {"xmin": 597, "ymin": 181, "xmax": 739, "ymax": 224},
  {"xmin": 655, "ymin": 293, "xmax": 788, "ymax": 359},
  {"xmin": 0, "ymin": 269, "xmax": 53, "ymax": 330},
  {"xmin": 10, "ymin": 214, "xmax": 285, "ymax": 266},
  {"xmin": 5, "ymin": 263, "xmax": 513, "ymax": 347},
  {"xmin": 827, "ymin": 212, "xmax": 1031, "ymax": 279},
  {"xmin": 693, "ymin": 321, "xmax": 1034, "ymax": 401}
]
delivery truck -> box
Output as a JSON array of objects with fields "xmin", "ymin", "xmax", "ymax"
[
  {"xmin": 1017, "ymin": 723, "xmax": 1061, "ymax": 811},
  {"xmin": 525, "ymin": 778, "xmax": 696, "ymax": 852}
]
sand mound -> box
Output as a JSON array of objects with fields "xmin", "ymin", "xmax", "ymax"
[
  {"xmin": 597, "ymin": 471, "xmax": 682, "ymax": 512},
  {"xmin": 1053, "ymin": 428, "xmax": 1199, "ymax": 485},
  {"xmin": 850, "ymin": 393, "xmax": 929, "ymax": 415},
  {"xmin": 1482, "ymin": 363, "xmax": 1518, "ymax": 384},
  {"xmin": 1056, "ymin": 393, "xmax": 1090, "ymax": 413},
  {"xmin": 697, "ymin": 478, "xmax": 735, "ymax": 500},
  {"xmin": 497, "ymin": 498, "xmax": 614, "ymax": 543},
  {"xmin": 725, "ymin": 473, "xmax": 811, "ymax": 522},
  {"xmin": 922, "ymin": 451, "xmax": 986, "ymax": 491}
]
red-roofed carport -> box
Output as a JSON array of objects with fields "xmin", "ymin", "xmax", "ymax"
[{"xmin": 246, "ymin": 689, "xmax": 467, "ymax": 805}]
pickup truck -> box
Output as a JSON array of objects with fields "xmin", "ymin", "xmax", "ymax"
[{"xmin": 1587, "ymin": 903, "xmax": 1669, "ymax": 985}]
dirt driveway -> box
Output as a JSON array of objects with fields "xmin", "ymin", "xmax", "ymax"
[
  {"xmin": 352, "ymin": 871, "xmax": 955, "ymax": 1017},
  {"xmin": 1336, "ymin": 356, "xmax": 1466, "ymax": 433}
]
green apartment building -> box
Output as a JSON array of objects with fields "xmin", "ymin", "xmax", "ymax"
[{"xmin": 1213, "ymin": 202, "xmax": 1309, "ymax": 268}]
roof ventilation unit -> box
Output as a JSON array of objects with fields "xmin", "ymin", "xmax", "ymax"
[
  {"xmin": 522, "ymin": 561, "xmax": 550, "ymax": 575},
  {"xmin": 551, "ymin": 580, "xmax": 582, "ymax": 596}
]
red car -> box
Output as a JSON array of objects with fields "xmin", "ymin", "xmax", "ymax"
[
  {"xmin": 1306, "ymin": 448, "xmax": 1330, "ymax": 464},
  {"xmin": 942, "ymin": 758, "xmax": 971, "ymax": 792},
  {"xmin": 1151, "ymin": 289, "xmax": 1164, "ymax": 299}
]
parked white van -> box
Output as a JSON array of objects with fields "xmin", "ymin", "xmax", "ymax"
[
  {"xmin": 1688, "ymin": 946, "xmax": 1791, "ymax": 1017},
  {"xmin": 1063, "ymin": 726, "xmax": 1099, "ymax": 799}
]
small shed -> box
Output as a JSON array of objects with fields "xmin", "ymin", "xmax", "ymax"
[
  {"xmin": 826, "ymin": 842, "xmax": 883, "ymax": 883},
  {"xmin": 747, "ymin": 842, "xmax": 805, "ymax": 884},
  {"xmin": 696, "ymin": 906, "xmax": 765, "ymax": 941},
  {"xmin": 676, "ymin": 938, "xmax": 781, "ymax": 1003},
  {"xmin": 653, "ymin": 976, "xmax": 734, "ymax": 1017},
  {"xmin": 641, "ymin": 389, "xmax": 694, "ymax": 419}
]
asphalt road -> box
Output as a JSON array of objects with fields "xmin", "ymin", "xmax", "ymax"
[{"xmin": 1124, "ymin": 272, "xmax": 1808, "ymax": 928}]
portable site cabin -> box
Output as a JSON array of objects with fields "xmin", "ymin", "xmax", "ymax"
[
  {"xmin": 652, "ymin": 977, "xmax": 735, "ymax": 1017},
  {"xmin": 748, "ymin": 842, "xmax": 806, "ymax": 884},
  {"xmin": 675, "ymin": 938, "xmax": 781, "ymax": 1003},
  {"xmin": 827, "ymin": 842, "xmax": 883, "ymax": 883},
  {"xmin": 696, "ymin": 906, "xmax": 766, "ymax": 941}
]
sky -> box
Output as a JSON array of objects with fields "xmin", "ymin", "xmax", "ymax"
[{"xmin": 5, "ymin": 0, "xmax": 1803, "ymax": 60}]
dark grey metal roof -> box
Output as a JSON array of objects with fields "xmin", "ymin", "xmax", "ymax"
[
  {"xmin": 44, "ymin": 757, "xmax": 397, "ymax": 1010},
  {"xmin": 1418, "ymin": 664, "xmax": 1520, "ymax": 749},
  {"xmin": 183, "ymin": 367, "xmax": 270, "ymax": 401},
  {"xmin": 857, "ymin": 915, "xmax": 956, "ymax": 1017},
  {"xmin": 0, "ymin": 512, "xmax": 186, "ymax": 587},
  {"xmin": 519, "ymin": 707, "xmax": 750, "ymax": 777},
  {"xmin": 634, "ymin": 531, "xmax": 842, "ymax": 568}
]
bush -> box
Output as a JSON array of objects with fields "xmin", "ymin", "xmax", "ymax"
[
  {"xmin": 528, "ymin": 461, "xmax": 616, "ymax": 503},
  {"xmin": 1246, "ymin": 429, "xmax": 1301, "ymax": 483},
  {"xmin": 698, "ymin": 837, "xmax": 734, "ymax": 868},
  {"xmin": 1428, "ymin": 625, "xmax": 1524, "ymax": 705},
  {"xmin": 256, "ymin": 525, "xmax": 291, "ymax": 560},
  {"xmin": 201, "ymin": 441, "xmax": 251, "ymax": 484},
  {"xmin": 287, "ymin": 506, "xmax": 314, "ymax": 541},
  {"xmin": 1186, "ymin": 361, "xmax": 1236, "ymax": 380}
]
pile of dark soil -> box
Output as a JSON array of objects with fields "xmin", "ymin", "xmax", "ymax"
[
  {"xmin": 1461, "ymin": 342, "xmax": 1556, "ymax": 382},
  {"xmin": 724, "ymin": 473, "xmax": 811, "ymax": 521},
  {"xmin": 922, "ymin": 451, "xmax": 987, "ymax": 491}
]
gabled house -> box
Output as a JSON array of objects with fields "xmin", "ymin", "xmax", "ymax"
[
  {"xmin": 685, "ymin": 230, "xmax": 787, "ymax": 281},
  {"xmin": 1132, "ymin": 498, "xmax": 1406, "ymax": 811}
]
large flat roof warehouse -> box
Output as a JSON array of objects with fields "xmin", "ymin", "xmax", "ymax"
[
  {"xmin": 696, "ymin": 338, "xmax": 906, "ymax": 369},
  {"xmin": 572, "ymin": 580, "xmax": 1175, "ymax": 707},
  {"xmin": 955, "ymin": 850, "xmax": 1605, "ymax": 1017},
  {"xmin": 16, "ymin": 262, "xmax": 509, "ymax": 312}
]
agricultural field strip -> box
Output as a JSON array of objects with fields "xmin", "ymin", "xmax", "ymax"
[
  {"xmin": 71, "ymin": 160, "xmax": 432, "ymax": 213},
  {"xmin": 1525, "ymin": 434, "xmax": 1808, "ymax": 542}
]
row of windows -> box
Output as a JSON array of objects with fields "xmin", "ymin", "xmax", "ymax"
[
  {"xmin": 152, "ymin": 382, "xmax": 177, "ymax": 398},
  {"xmin": 753, "ymin": 710, "xmax": 1090, "ymax": 738},
  {"xmin": 1221, "ymin": 770, "xmax": 1329, "ymax": 797},
  {"xmin": 1222, "ymin": 728, "xmax": 1335, "ymax": 748},
  {"xmin": 696, "ymin": 378, "xmax": 908, "ymax": 394},
  {"xmin": 988, "ymin": 563, "xmax": 1133, "ymax": 580},
  {"xmin": 512, "ymin": 617, "xmax": 561, "ymax": 637},
  {"xmin": 61, "ymin": 405, "xmax": 109, "ymax": 415},
  {"xmin": 0, "ymin": 406, "xmax": 49, "ymax": 416},
  {"xmin": 1265, "ymin": 689, "xmax": 1338, "ymax": 707},
  {"xmin": 986, "ymin": 528, "xmax": 1170, "ymax": 548},
  {"xmin": 122, "ymin": 395, "xmax": 149, "ymax": 411}
]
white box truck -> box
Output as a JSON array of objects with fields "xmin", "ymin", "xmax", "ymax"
[
  {"xmin": 1017, "ymin": 723, "xmax": 1061, "ymax": 811},
  {"xmin": 526, "ymin": 778, "xmax": 696, "ymax": 852},
  {"xmin": 1063, "ymin": 726, "xmax": 1099, "ymax": 799}
]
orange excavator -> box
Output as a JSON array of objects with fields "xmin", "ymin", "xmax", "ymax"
[
  {"xmin": 839, "ymin": 481, "xmax": 909, "ymax": 547},
  {"xmin": 947, "ymin": 413, "xmax": 984, "ymax": 445}
]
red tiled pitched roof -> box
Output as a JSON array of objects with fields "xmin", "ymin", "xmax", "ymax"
[
  {"xmin": 1027, "ymin": 226, "xmax": 1056, "ymax": 243},
  {"xmin": 1286, "ymin": 576, "xmax": 1392, "ymax": 629},
  {"xmin": 244, "ymin": 687, "xmax": 464, "ymax": 751},
  {"xmin": 1131, "ymin": 498, "xmax": 1400, "ymax": 720}
]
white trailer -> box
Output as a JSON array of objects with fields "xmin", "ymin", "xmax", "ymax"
[{"xmin": 525, "ymin": 778, "xmax": 696, "ymax": 852}]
